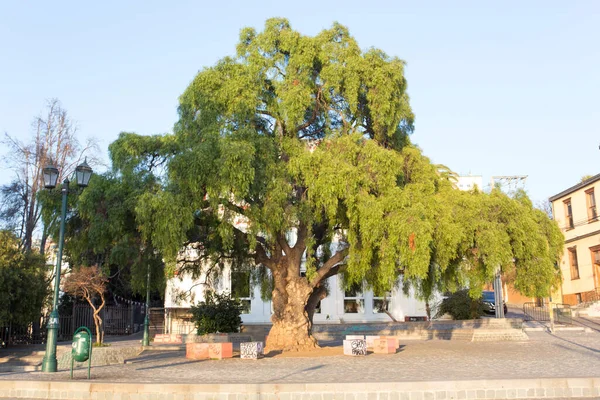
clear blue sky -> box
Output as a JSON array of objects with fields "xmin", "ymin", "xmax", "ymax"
[{"xmin": 1, "ymin": 1, "xmax": 598, "ymax": 204}]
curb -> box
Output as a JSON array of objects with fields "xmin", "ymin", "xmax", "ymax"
[
  {"xmin": 523, "ymin": 326, "xmax": 587, "ymax": 332},
  {"xmin": 0, "ymin": 377, "xmax": 599, "ymax": 399}
]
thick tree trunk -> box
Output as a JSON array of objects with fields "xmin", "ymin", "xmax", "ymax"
[{"xmin": 265, "ymin": 260, "xmax": 319, "ymax": 352}]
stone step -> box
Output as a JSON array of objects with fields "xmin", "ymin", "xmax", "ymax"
[
  {"xmin": 0, "ymin": 364, "xmax": 41, "ymax": 373},
  {"xmin": 0, "ymin": 350, "xmax": 47, "ymax": 357},
  {"xmin": 472, "ymin": 332, "xmax": 529, "ymax": 341},
  {"xmin": 0, "ymin": 355, "xmax": 43, "ymax": 364}
]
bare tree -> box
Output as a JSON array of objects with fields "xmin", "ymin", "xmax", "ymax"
[
  {"xmin": 0, "ymin": 99, "xmax": 99, "ymax": 252},
  {"xmin": 62, "ymin": 266, "xmax": 108, "ymax": 344},
  {"xmin": 536, "ymin": 200, "xmax": 553, "ymax": 219}
]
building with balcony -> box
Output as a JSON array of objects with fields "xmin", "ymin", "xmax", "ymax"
[{"xmin": 549, "ymin": 174, "xmax": 600, "ymax": 305}]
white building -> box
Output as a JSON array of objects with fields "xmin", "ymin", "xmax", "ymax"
[
  {"xmin": 164, "ymin": 229, "xmax": 430, "ymax": 333},
  {"xmin": 455, "ymin": 175, "xmax": 483, "ymax": 191},
  {"xmin": 165, "ymin": 268, "xmax": 429, "ymax": 333}
]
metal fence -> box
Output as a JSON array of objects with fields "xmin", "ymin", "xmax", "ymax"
[
  {"xmin": 523, "ymin": 302, "xmax": 572, "ymax": 325},
  {"xmin": 0, "ymin": 302, "xmax": 146, "ymax": 347}
]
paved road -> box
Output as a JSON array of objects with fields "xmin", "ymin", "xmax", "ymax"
[{"xmin": 1, "ymin": 329, "xmax": 599, "ymax": 384}]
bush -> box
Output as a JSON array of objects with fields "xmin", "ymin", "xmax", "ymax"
[
  {"xmin": 435, "ymin": 290, "xmax": 484, "ymax": 320},
  {"xmin": 190, "ymin": 291, "xmax": 242, "ymax": 335}
]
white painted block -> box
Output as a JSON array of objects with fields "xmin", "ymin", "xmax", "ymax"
[
  {"xmin": 240, "ymin": 342, "xmax": 264, "ymax": 359},
  {"xmin": 343, "ymin": 339, "xmax": 367, "ymax": 356}
]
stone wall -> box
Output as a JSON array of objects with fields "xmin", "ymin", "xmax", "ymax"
[
  {"xmin": 1, "ymin": 378, "xmax": 599, "ymax": 399},
  {"xmin": 310, "ymin": 319, "xmax": 525, "ymax": 342}
]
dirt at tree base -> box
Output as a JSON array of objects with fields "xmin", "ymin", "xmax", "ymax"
[{"xmin": 265, "ymin": 345, "xmax": 343, "ymax": 358}]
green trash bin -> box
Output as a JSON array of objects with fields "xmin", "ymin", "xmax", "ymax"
[
  {"xmin": 72, "ymin": 330, "xmax": 91, "ymax": 362},
  {"xmin": 71, "ymin": 327, "xmax": 93, "ymax": 379}
]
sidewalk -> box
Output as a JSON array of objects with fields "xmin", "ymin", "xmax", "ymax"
[
  {"xmin": 1, "ymin": 327, "xmax": 599, "ymax": 399},
  {"xmin": 1, "ymin": 330, "xmax": 599, "ymax": 384}
]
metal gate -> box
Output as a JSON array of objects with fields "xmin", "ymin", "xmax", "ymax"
[{"xmin": 523, "ymin": 302, "xmax": 572, "ymax": 325}]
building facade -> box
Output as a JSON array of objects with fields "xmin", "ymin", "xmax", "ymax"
[
  {"xmin": 164, "ymin": 264, "xmax": 429, "ymax": 333},
  {"xmin": 455, "ymin": 175, "xmax": 483, "ymax": 191},
  {"xmin": 550, "ymin": 174, "xmax": 600, "ymax": 305}
]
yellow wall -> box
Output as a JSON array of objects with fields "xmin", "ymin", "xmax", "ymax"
[{"xmin": 551, "ymin": 178, "xmax": 600, "ymax": 303}]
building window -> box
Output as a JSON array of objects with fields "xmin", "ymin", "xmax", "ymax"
[
  {"xmin": 568, "ymin": 247, "xmax": 580, "ymax": 280},
  {"xmin": 586, "ymin": 189, "xmax": 597, "ymax": 222},
  {"xmin": 590, "ymin": 246, "xmax": 600, "ymax": 266},
  {"xmin": 344, "ymin": 282, "xmax": 364, "ymax": 313},
  {"xmin": 373, "ymin": 291, "xmax": 391, "ymax": 314},
  {"xmin": 231, "ymin": 271, "xmax": 251, "ymax": 314},
  {"xmin": 576, "ymin": 293, "xmax": 582, "ymax": 304},
  {"xmin": 564, "ymin": 199, "xmax": 574, "ymax": 230}
]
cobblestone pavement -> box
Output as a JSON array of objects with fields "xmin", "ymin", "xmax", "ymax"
[{"xmin": 1, "ymin": 330, "xmax": 599, "ymax": 384}]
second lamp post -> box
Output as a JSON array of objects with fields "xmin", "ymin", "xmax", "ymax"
[{"xmin": 41, "ymin": 159, "xmax": 93, "ymax": 373}]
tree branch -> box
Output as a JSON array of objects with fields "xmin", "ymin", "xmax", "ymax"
[
  {"xmin": 277, "ymin": 233, "xmax": 291, "ymax": 256},
  {"xmin": 294, "ymin": 88, "xmax": 322, "ymax": 133},
  {"xmin": 293, "ymin": 220, "xmax": 308, "ymax": 252},
  {"xmin": 310, "ymin": 247, "xmax": 349, "ymax": 288}
]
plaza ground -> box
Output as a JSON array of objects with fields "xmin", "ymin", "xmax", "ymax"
[
  {"xmin": 1, "ymin": 313, "xmax": 599, "ymax": 399},
  {"xmin": 1, "ymin": 329, "xmax": 599, "ymax": 384}
]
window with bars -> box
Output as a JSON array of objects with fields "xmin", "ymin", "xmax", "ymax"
[
  {"xmin": 568, "ymin": 247, "xmax": 579, "ymax": 280},
  {"xmin": 593, "ymin": 249, "xmax": 600, "ymax": 265},
  {"xmin": 586, "ymin": 189, "xmax": 597, "ymax": 222},
  {"xmin": 564, "ymin": 199, "xmax": 574, "ymax": 230}
]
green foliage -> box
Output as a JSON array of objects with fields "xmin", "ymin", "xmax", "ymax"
[
  {"xmin": 0, "ymin": 230, "xmax": 48, "ymax": 326},
  {"xmin": 39, "ymin": 167, "xmax": 166, "ymax": 299},
  {"xmin": 102, "ymin": 18, "xmax": 563, "ymax": 317},
  {"xmin": 435, "ymin": 290, "xmax": 485, "ymax": 320},
  {"xmin": 190, "ymin": 291, "xmax": 242, "ymax": 335}
]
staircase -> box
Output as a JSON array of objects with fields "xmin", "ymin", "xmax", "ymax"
[
  {"xmin": 0, "ymin": 348, "xmax": 70, "ymax": 372},
  {"xmin": 572, "ymin": 297, "xmax": 600, "ymax": 318}
]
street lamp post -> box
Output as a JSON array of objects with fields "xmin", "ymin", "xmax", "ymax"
[
  {"xmin": 142, "ymin": 265, "xmax": 151, "ymax": 347},
  {"xmin": 41, "ymin": 159, "xmax": 92, "ymax": 373}
]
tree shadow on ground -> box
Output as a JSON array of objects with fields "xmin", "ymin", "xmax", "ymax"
[
  {"xmin": 266, "ymin": 364, "xmax": 325, "ymax": 382},
  {"xmin": 135, "ymin": 359, "xmax": 206, "ymax": 370},
  {"xmin": 549, "ymin": 333, "xmax": 600, "ymax": 358},
  {"xmin": 572, "ymin": 317, "xmax": 600, "ymax": 333}
]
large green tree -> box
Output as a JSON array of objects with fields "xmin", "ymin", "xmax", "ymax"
[
  {"xmin": 0, "ymin": 230, "xmax": 48, "ymax": 328},
  {"xmin": 111, "ymin": 19, "xmax": 563, "ymax": 351}
]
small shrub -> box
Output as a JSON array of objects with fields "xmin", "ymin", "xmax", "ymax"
[
  {"xmin": 190, "ymin": 291, "xmax": 242, "ymax": 335},
  {"xmin": 435, "ymin": 290, "xmax": 484, "ymax": 320}
]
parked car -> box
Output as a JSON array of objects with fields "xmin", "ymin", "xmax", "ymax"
[{"xmin": 482, "ymin": 291, "xmax": 508, "ymax": 315}]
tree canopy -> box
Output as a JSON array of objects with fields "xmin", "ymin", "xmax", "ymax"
[
  {"xmin": 0, "ymin": 230, "xmax": 48, "ymax": 327},
  {"xmin": 39, "ymin": 164, "xmax": 166, "ymax": 301},
  {"xmin": 106, "ymin": 18, "xmax": 563, "ymax": 351}
]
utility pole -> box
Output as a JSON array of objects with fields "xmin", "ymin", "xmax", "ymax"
[
  {"xmin": 489, "ymin": 175, "xmax": 528, "ymax": 318},
  {"xmin": 493, "ymin": 269, "xmax": 505, "ymax": 318},
  {"xmin": 489, "ymin": 175, "xmax": 528, "ymax": 194}
]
